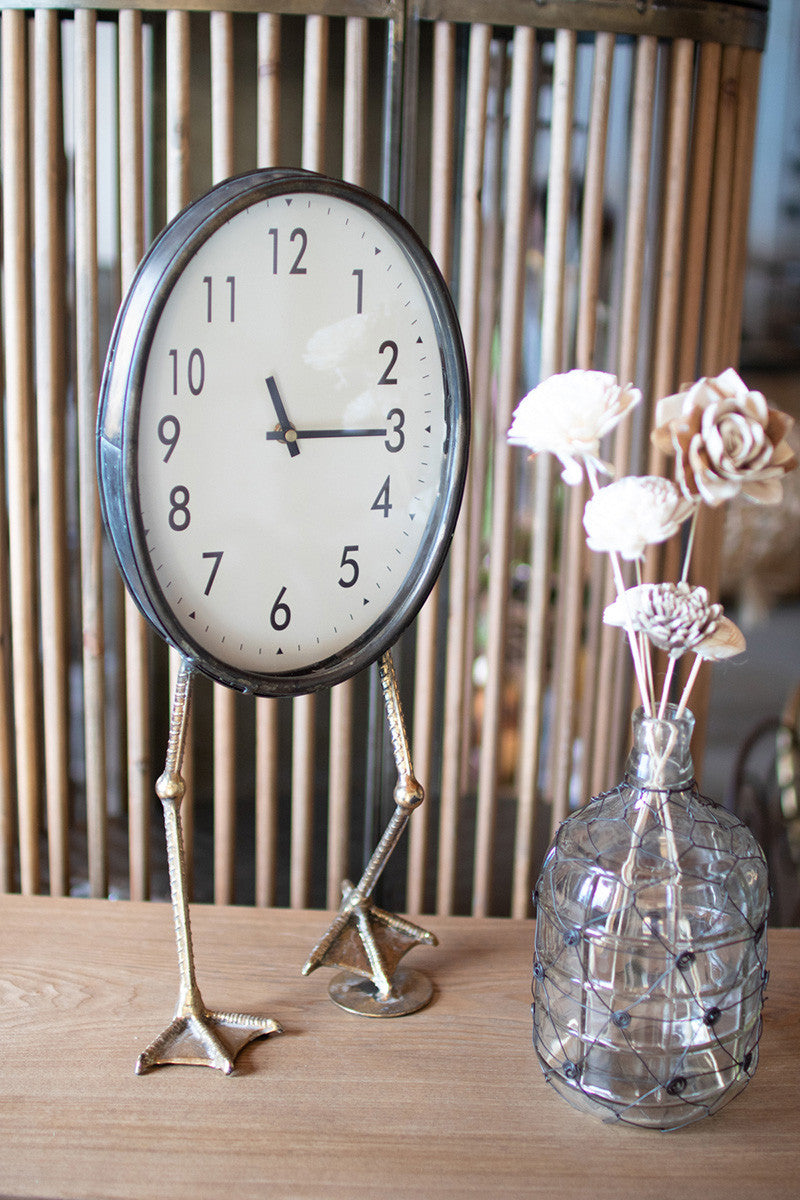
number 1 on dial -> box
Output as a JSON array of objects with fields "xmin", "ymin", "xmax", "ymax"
[{"xmin": 352, "ymin": 268, "xmax": 363, "ymax": 315}]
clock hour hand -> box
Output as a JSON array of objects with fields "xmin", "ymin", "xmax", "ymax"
[{"xmin": 266, "ymin": 375, "xmax": 300, "ymax": 457}]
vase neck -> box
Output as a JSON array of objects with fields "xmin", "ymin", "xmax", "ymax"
[{"xmin": 624, "ymin": 705, "xmax": 696, "ymax": 790}]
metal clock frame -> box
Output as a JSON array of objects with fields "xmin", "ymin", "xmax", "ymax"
[{"xmin": 98, "ymin": 166, "xmax": 469, "ymax": 698}]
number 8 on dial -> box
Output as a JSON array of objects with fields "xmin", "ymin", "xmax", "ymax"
[{"xmin": 98, "ymin": 168, "xmax": 469, "ymax": 696}]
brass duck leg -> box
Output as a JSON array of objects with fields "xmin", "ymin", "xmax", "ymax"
[
  {"xmin": 303, "ymin": 651, "xmax": 437, "ymax": 1016},
  {"xmin": 136, "ymin": 660, "xmax": 282, "ymax": 1073}
]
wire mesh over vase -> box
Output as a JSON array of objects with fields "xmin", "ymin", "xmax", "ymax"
[{"xmin": 532, "ymin": 704, "xmax": 769, "ymax": 1129}]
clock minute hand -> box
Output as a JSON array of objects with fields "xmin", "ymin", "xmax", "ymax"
[
  {"xmin": 266, "ymin": 426, "xmax": 388, "ymax": 443},
  {"xmin": 295, "ymin": 427, "xmax": 389, "ymax": 440},
  {"xmin": 266, "ymin": 375, "xmax": 300, "ymax": 457}
]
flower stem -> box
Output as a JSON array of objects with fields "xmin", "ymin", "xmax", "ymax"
[
  {"xmin": 680, "ymin": 507, "xmax": 699, "ymax": 584},
  {"xmin": 586, "ymin": 461, "xmax": 653, "ymax": 714},
  {"xmin": 658, "ymin": 654, "xmax": 678, "ymax": 718},
  {"xmin": 636, "ymin": 560, "xmax": 655, "ymax": 706},
  {"xmin": 675, "ymin": 653, "xmax": 703, "ymax": 718}
]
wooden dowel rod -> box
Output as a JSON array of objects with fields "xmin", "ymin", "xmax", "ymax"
[
  {"xmin": 540, "ymin": 31, "xmax": 582, "ymax": 810},
  {"xmin": 407, "ymin": 20, "xmax": 456, "ymax": 914},
  {"xmin": 254, "ymin": 14, "xmax": 281, "ymax": 905},
  {"xmin": 435, "ymin": 21, "xmax": 491, "ymax": 916},
  {"xmin": 702, "ymin": 43, "xmax": 742, "ymax": 376},
  {"xmin": 165, "ymin": 11, "xmax": 194, "ymax": 890},
  {"xmin": 690, "ymin": 45, "xmax": 761, "ymax": 778},
  {"xmin": 676, "ymin": 41, "xmax": 722, "ymax": 386},
  {"xmin": 723, "ymin": 46, "xmax": 762, "ymax": 367},
  {"xmin": 255, "ymin": 696, "xmax": 279, "ymax": 906},
  {"xmin": 538, "ymin": 29, "xmax": 576, "ymax": 378},
  {"xmin": 210, "ymin": 10, "xmax": 234, "ymax": 183},
  {"xmin": 289, "ymin": 13, "xmax": 328, "ymax": 908},
  {"xmin": 302, "ymin": 14, "xmax": 328, "ymax": 173},
  {"xmin": 649, "ymin": 40, "xmax": 695, "ymax": 436},
  {"xmin": 654, "ymin": 43, "xmax": 723, "ymax": 720},
  {"xmin": 3, "ymin": 10, "xmax": 40, "ymax": 896},
  {"xmin": 75, "ymin": 8, "xmax": 108, "ymax": 901},
  {"xmin": 213, "ymin": 686, "xmax": 237, "ymax": 905},
  {"xmin": 119, "ymin": 9, "xmax": 151, "ymax": 901},
  {"xmin": 591, "ymin": 35, "xmax": 657, "ymax": 791},
  {"xmin": 327, "ymin": 680, "xmax": 353, "ymax": 908},
  {"xmin": 427, "ymin": 21, "xmax": 455, "ymax": 280},
  {"xmin": 459, "ymin": 36, "xmax": 505, "ymax": 801},
  {"xmin": 0, "ymin": 294, "xmax": 13, "ymax": 902},
  {"xmin": 166, "ymin": 10, "xmax": 191, "ymax": 220},
  {"xmin": 615, "ymin": 35, "xmax": 657, "ymax": 447},
  {"xmin": 342, "ymin": 15, "xmax": 366, "ymax": 186},
  {"xmin": 290, "ymin": 693, "xmax": 315, "ymax": 908},
  {"xmin": 472, "ymin": 25, "xmax": 536, "ymax": 917},
  {"xmin": 514, "ymin": 28, "xmax": 576, "ymax": 901},
  {"xmin": 644, "ymin": 38, "xmax": 696, "ymax": 618},
  {"xmin": 209, "ymin": 10, "xmax": 237, "ymax": 905},
  {"xmin": 573, "ymin": 32, "xmax": 615, "ymax": 812},
  {"xmin": 576, "ymin": 32, "xmax": 614, "ymax": 371},
  {"xmin": 323, "ymin": 13, "xmax": 367, "ymax": 909},
  {"xmin": 257, "ymin": 12, "xmax": 281, "ymax": 168},
  {"xmin": 34, "ymin": 10, "xmax": 70, "ymax": 897}
]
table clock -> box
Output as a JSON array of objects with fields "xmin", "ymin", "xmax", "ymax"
[{"xmin": 97, "ymin": 168, "xmax": 469, "ymax": 1071}]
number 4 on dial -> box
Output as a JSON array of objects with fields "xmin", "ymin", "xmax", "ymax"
[{"xmin": 371, "ymin": 477, "xmax": 392, "ymax": 518}]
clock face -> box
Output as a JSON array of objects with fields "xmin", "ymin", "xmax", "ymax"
[{"xmin": 98, "ymin": 170, "xmax": 469, "ymax": 696}]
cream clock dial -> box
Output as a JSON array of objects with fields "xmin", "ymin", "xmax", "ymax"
[{"xmin": 98, "ymin": 169, "xmax": 469, "ymax": 696}]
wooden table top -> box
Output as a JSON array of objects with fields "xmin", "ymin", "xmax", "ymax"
[{"xmin": 0, "ymin": 895, "xmax": 797, "ymax": 1200}]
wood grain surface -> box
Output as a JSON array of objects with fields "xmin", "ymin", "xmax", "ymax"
[{"xmin": 0, "ymin": 897, "xmax": 796, "ymax": 1199}]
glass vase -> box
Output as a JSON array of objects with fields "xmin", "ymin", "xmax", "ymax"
[{"xmin": 532, "ymin": 704, "xmax": 769, "ymax": 1130}]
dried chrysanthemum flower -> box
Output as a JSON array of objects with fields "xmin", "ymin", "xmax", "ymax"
[
  {"xmin": 604, "ymin": 582, "xmax": 746, "ymax": 660},
  {"xmin": 651, "ymin": 368, "xmax": 797, "ymax": 506},
  {"xmin": 508, "ymin": 369, "xmax": 641, "ymax": 486},
  {"xmin": 583, "ymin": 475, "xmax": 696, "ymax": 561}
]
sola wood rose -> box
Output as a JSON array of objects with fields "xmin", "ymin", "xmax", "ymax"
[
  {"xmin": 508, "ymin": 367, "xmax": 798, "ymax": 719},
  {"xmin": 652, "ymin": 367, "xmax": 796, "ymax": 506}
]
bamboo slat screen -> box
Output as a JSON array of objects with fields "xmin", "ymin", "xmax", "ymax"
[{"xmin": 0, "ymin": 1, "xmax": 767, "ymax": 915}]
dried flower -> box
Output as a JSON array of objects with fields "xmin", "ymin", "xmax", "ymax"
[
  {"xmin": 603, "ymin": 582, "xmax": 745, "ymax": 660},
  {"xmin": 583, "ymin": 476, "xmax": 696, "ymax": 561},
  {"xmin": 508, "ymin": 369, "xmax": 641, "ymax": 486},
  {"xmin": 651, "ymin": 368, "xmax": 797, "ymax": 506}
]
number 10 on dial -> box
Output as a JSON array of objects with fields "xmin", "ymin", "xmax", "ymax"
[{"xmin": 98, "ymin": 168, "xmax": 469, "ymax": 697}]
